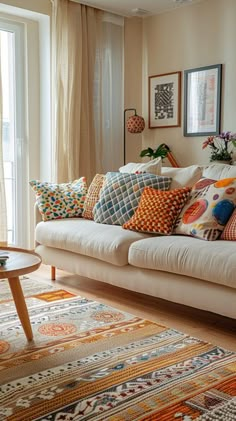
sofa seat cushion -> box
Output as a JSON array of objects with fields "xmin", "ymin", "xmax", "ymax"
[
  {"xmin": 36, "ymin": 219, "xmax": 148, "ymax": 267},
  {"xmin": 128, "ymin": 235, "xmax": 236, "ymax": 288}
]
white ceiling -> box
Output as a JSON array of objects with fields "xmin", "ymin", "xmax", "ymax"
[{"xmin": 76, "ymin": 0, "xmax": 205, "ymax": 17}]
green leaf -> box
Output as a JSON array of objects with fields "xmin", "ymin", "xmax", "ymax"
[
  {"xmin": 153, "ymin": 144, "xmax": 170, "ymax": 159},
  {"xmin": 140, "ymin": 147, "xmax": 154, "ymax": 158},
  {"xmin": 140, "ymin": 144, "xmax": 171, "ymax": 160}
]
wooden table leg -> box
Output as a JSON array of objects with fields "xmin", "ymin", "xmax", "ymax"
[
  {"xmin": 51, "ymin": 266, "xmax": 56, "ymax": 281},
  {"xmin": 8, "ymin": 276, "xmax": 33, "ymax": 341}
]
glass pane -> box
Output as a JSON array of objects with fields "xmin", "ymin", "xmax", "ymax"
[{"xmin": 1, "ymin": 29, "xmax": 16, "ymax": 245}]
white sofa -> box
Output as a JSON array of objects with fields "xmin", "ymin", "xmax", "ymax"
[{"xmin": 34, "ymin": 164, "xmax": 236, "ymax": 320}]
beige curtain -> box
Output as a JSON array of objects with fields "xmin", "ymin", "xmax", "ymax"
[
  {"xmin": 51, "ymin": 0, "xmax": 103, "ymax": 183},
  {"xmin": 0, "ymin": 33, "xmax": 7, "ymax": 246}
]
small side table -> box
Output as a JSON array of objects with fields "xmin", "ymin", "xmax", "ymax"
[{"xmin": 0, "ymin": 247, "xmax": 41, "ymax": 341}]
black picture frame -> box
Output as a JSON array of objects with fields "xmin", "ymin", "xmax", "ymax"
[
  {"xmin": 149, "ymin": 71, "xmax": 181, "ymax": 128},
  {"xmin": 184, "ymin": 64, "xmax": 222, "ymax": 137}
]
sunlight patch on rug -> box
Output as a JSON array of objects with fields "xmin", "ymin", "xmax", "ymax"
[{"xmin": 0, "ymin": 278, "xmax": 235, "ymax": 420}]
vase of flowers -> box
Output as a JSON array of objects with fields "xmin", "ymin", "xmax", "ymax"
[{"xmin": 202, "ymin": 131, "xmax": 236, "ymax": 164}]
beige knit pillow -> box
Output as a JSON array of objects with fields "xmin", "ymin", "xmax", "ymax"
[{"xmin": 82, "ymin": 174, "xmax": 105, "ymax": 220}]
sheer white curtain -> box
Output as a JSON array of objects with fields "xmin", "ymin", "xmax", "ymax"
[
  {"xmin": 51, "ymin": 0, "xmax": 123, "ymax": 183},
  {"xmin": 94, "ymin": 13, "xmax": 124, "ymax": 174},
  {"xmin": 0, "ymin": 34, "xmax": 7, "ymax": 246}
]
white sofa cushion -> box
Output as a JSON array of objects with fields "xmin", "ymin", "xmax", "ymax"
[
  {"xmin": 128, "ymin": 235, "xmax": 236, "ymax": 288},
  {"xmin": 36, "ymin": 218, "xmax": 148, "ymax": 267},
  {"xmin": 161, "ymin": 165, "xmax": 202, "ymax": 189},
  {"xmin": 119, "ymin": 157, "xmax": 162, "ymax": 175},
  {"xmin": 36, "ymin": 244, "xmax": 236, "ymax": 319},
  {"xmin": 202, "ymin": 163, "xmax": 236, "ymax": 179}
]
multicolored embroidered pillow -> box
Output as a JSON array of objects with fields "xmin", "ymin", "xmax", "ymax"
[
  {"xmin": 174, "ymin": 177, "xmax": 236, "ymax": 240},
  {"xmin": 82, "ymin": 174, "xmax": 105, "ymax": 220},
  {"xmin": 123, "ymin": 186, "xmax": 191, "ymax": 235},
  {"xmin": 93, "ymin": 172, "xmax": 172, "ymax": 226},
  {"xmin": 221, "ymin": 208, "xmax": 236, "ymax": 240},
  {"xmin": 30, "ymin": 178, "xmax": 87, "ymax": 221}
]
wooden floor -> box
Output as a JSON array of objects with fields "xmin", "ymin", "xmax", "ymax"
[{"xmin": 31, "ymin": 264, "xmax": 236, "ymax": 352}]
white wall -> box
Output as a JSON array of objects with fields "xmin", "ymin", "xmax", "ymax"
[{"xmin": 141, "ymin": 0, "xmax": 236, "ymax": 166}]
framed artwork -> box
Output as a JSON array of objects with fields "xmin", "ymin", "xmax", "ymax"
[
  {"xmin": 148, "ymin": 71, "xmax": 181, "ymax": 129},
  {"xmin": 184, "ymin": 64, "xmax": 222, "ymax": 137}
]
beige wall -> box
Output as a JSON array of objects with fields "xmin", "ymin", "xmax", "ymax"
[
  {"xmin": 0, "ymin": 0, "xmax": 51, "ymax": 15},
  {"xmin": 124, "ymin": 17, "xmax": 143, "ymax": 164},
  {"xmin": 139, "ymin": 0, "xmax": 236, "ymax": 166},
  {"xmin": 2, "ymin": 0, "xmax": 235, "ymax": 167}
]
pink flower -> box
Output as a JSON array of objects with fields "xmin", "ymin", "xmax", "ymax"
[
  {"xmin": 202, "ymin": 130, "xmax": 236, "ymax": 162},
  {"xmin": 202, "ymin": 136, "xmax": 214, "ymax": 149}
]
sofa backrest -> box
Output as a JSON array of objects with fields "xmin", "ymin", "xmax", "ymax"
[
  {"xmin": 162, "ymin": 163, "xmax": 236, "ymax": 189},
  {"xmin": 202, "ymin": 163, "xmax": 236, "ymax": 180},
  {"xmin": 161, "ymin": 165, "xmax": 202, "ymax": 189}
]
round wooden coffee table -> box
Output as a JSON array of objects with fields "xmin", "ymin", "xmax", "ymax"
[{"xmin": 0, "ymin": 247, "xmax": 41, "ymax": 341}]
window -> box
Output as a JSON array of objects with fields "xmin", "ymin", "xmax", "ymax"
[
  {"xmin": 0, "ymin": 7, "xmax": 50, "ymax": 248},
  {"xmin": 0, "ymin": 21, "xmax": 26, "ymax": 246}
]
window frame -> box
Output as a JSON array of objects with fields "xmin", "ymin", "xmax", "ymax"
[
  {"xmin": 0, "ymin": 19, "xmax": 28, "ymax": 246},
  {"xmin": 0, "ymin": 8, "xmax": 50, "ymax": 248}
]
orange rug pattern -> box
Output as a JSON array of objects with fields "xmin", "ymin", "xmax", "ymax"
[{"xmin": 0, "ymin": 278, "xmax": 235, "ymax": 420}]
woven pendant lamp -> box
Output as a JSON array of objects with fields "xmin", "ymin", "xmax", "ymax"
[{"xmin": 124, "ymin": 108, "xmax": 145, "ymax": 164}]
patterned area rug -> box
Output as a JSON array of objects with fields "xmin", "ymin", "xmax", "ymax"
[{"xmin": 0, "ymin": 278, "xmax": 235, "ymax": 421}]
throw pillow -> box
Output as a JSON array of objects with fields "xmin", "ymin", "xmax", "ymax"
[
  {"xmin": 93, "ymin": 172, "xmax": 172, "ymax": 226},
  {"xmin": 82, "ymin": 174, "xmax": 105, "ymax": 220},
  {"xmin": 161, "ymin": 165, "xmax": 203, "ymax": 189},
  {"xmin": 123, "ymin": 186, "xmax": 191, "ymax": 235},
  {"xmin": 30, "ymin": 177, "xmax": 87, "ymax": 221},
  {"xmin": 174, "ymin": 177, "xmax": 236, "ymax": 240},
  {"xmin": 221, "ymin": 208, "xmax": 236, "ymax": 240},
  {"xmin": 119, "ymin": 157, "xmax": 162, "ymax": 175}
]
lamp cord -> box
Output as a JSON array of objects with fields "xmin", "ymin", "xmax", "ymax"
[{"xmin": 124, "ymin": 108, "xmax": 137, "ymax": 165}]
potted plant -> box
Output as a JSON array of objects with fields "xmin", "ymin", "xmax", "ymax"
[
  {"xmin": 140, "ymin": 143, "xmax": 170, "ymax": 161},
  {"xmin": 202, "ymin": 131, "xmax": 236, "ymax": 164}
]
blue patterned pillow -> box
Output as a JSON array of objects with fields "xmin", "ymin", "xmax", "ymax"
[{"xmin": 93, "ymin": 172, "xmax": 172, "ymax": 225}]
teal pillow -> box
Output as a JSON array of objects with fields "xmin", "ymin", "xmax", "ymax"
[{"xmin": 93, "ymin": 172, "xmax": 172, "ymax": 225}]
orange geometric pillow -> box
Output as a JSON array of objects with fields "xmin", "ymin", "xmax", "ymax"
[
  {"xmin": 82, "ymin": 174, "xmax": 105, "ymax": 220},
  {"xmin": 123, "ymin": 186, "xmax": 191, "ymax": 235}
]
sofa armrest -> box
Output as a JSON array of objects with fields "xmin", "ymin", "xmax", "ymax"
[
  {"xmin": 34, "ymin": 203, "xmax": 56, "ymax": 280},
  {"xmin": 34, "ymin": 202, "xmax": 42, "ymax": 226}
]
